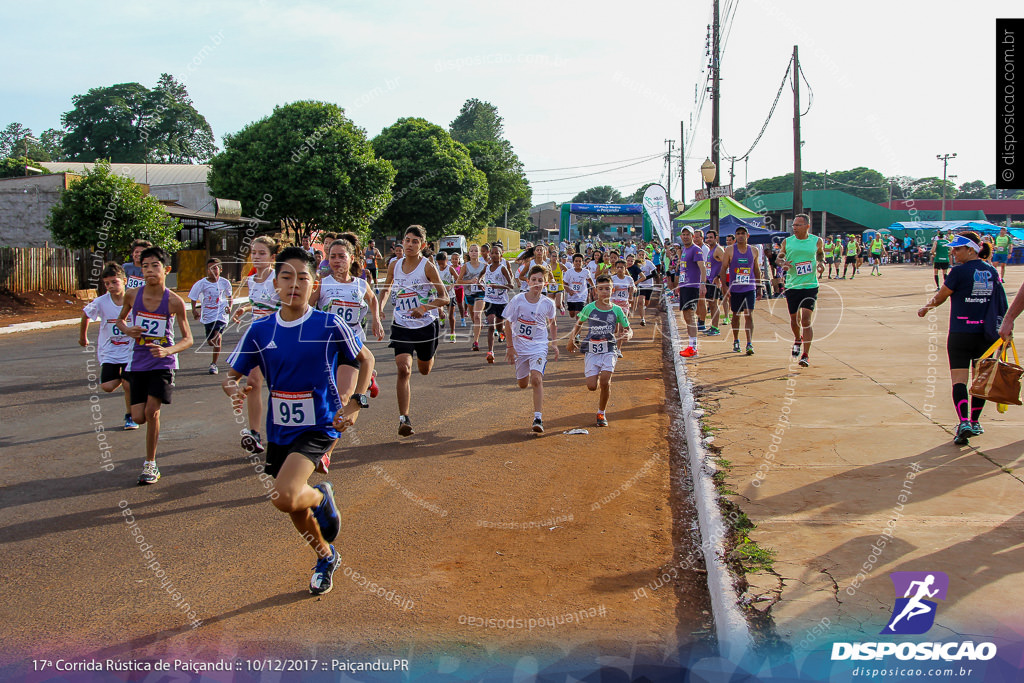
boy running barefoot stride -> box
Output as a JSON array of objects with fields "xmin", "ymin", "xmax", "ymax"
[
  {"xmin": 80, "ymin": 262, "xmax": 136, "ymax": 430},
  {"xmin": 116, "ymin": 247, "xmax": 194, "ymax": 485},
  {"xmin": 503, "ymin": 265, "xmax": 559, "ymax": 434},
  {"xmin": 224, "ymin": 247, "xmax": 375, "ymax": 595},
  {"xmin": 567, "ymin": 274, "xmax": 633, "ymax": 427}
]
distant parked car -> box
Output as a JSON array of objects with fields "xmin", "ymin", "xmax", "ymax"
[{"xmin": 520, "ymin": 239, "xmax": 527, "ymax": 248}]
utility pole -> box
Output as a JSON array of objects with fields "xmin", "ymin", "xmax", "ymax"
[
  {"xmin": 664, "ymin": 139, "xmax": 675, "ymax": 203},
  {"xmin": 792, "ymin": 45, "xmax": 802, "ymax": 223},
  {"xmin": 680, "ymin": 120, "xmax": 686, "ymax": 205},
  {"xmin": 937, "ymin": 153, "xmax": 956, "ymax": 220},
  {"xmin": 710, "ymin": 0, "xmax": 721, "ymax": 236}
]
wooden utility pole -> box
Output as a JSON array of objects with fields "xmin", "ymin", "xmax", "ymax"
[
  {"xmin": 664, "ymin": 139, "xmax": 675, "ymax": 202},
  {"xmin": 710, "ymin": 0, "xmax": 721, "ymax": 235},
  {"xmin": 680, "ymin": 120, "xmax": 686, "ymax": 204},
  {"xmin": 792, "ymin": 45, "xmax": 803, "ymax": 222}
]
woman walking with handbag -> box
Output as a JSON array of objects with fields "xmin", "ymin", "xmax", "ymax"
[{"xmin": 917, "ymin": 231, "xmax": 1007, "ymax": 445}]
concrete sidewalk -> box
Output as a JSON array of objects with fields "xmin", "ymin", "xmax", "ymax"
[{"xmin": 677, "ymin": 264, "xmax": 1024, "ymax": 652}]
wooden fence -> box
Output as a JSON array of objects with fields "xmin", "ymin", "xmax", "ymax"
[{"xmin": 0, "ymin": 246, "xmax": 80, "ymax": 294}]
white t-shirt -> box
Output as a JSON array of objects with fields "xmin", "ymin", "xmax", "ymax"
[
  {"xmin": 247, "ymin": 272, "xmax": 280, "ymax": 319},
  {"xmin": 317, "ymin": 275, "xmax": 369, "ymax": 334},
  {"xmin": 586, "ymin": 261, "xmax": 600, "ymax": 277},
  {"xmin": 503, "ymin": 293, "xmax": 556, "ymax": 358},
  {"xmin": 610, "ymin": 275, "xmax": 635, "ymax": 308},
  {"xmin": 83, "ymin": 293, "xmax": 133, "ymax": 365},
  {"xmin": 188, "ymin": 277, "xmax": 233, "ymax": 324},
  {"xmin": 562, "ymin": 267, "xmax": 595, "ymax": 303},
  {"xmin": 637, "ymin": 261, "xmax": 657, "ymax": 287}
]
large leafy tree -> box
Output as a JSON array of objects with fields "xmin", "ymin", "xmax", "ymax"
[
  {"xmin": 450, "ymin": 99, "xmax": 531, "ymax": 229},
  {"xmin": 571, "ymin": 185, "xmax": 623, "ymax": 204},
  {"xmin": 736, "ymin": 167, "xmax": 889, "ymax": 203},
  {"xmin": 450, "ymin": 98, "xmax": 505, "ymax": 145},
  {"xmin": 626, "ymin": 182, "xmax": 657, "ymax": 204},
  {"xmin": 47, "ymin": 160, "xmax": 183, "ymax": 257},
  {"xmin": 464, "ymin": 139, "xmax": 531, "ymax": 227},
  {"xmin": 208, "ymin": 100, "xmax": 395, "ymax": 239},
  {"xmin": 907, "ymin": 177, "xmax": 957, "ymax": 200},
  {"xmin": 956, "ymin": 180, "xmax": 988, "ymax": 199},
  {"xmin": 0, "ymin": 122, "xmax": 53, "ymax": 161},
  {"xmin": 371, "ymin": 117, "xmax": 488, "ymax": 240},
  {"xmin": 61, "ymin": 74, "xmax": 216, "ymax": 163}
]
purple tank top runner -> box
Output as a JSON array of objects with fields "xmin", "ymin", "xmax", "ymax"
[
  {"xmin": 729, "ymin": 245, "xmax": 756, "ymax": 293},
  {"xmin": 706, "ymin": 249, "xmax": 723, "ymax": 283},
  {"xmin": 129, "ymin": 288, "xmax": 176, "ymax": 371}
]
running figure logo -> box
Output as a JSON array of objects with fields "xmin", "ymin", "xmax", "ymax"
[{"xmin": 881, "ymin": 571, "xmax": 949, "ymax": 635}]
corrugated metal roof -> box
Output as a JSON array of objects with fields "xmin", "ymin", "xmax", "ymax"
[{"xmin": 41, "ymin": 162, "xmax": 210, "ymax": 186}]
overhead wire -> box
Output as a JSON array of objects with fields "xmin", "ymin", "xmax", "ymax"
[
  {"xmin": 529, "ymin": 155, "xmax": 664, "ymax": 184},
  {"xmin": 525, "ymin": 153, "xmax": 663, "ymax": 173}
]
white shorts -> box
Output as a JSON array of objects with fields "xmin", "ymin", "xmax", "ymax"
[
  {"xmin": 515, "ymin": 353, "xmax": 548, "ymax": 380},
  {"xmin": 584, "ymin": 352, "xmax": 617, "ymax": 377}
]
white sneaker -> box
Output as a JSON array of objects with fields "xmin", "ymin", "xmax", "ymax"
[{"xmin": 209, "ymin": 364, "xmax": 218, "ymax": 375}]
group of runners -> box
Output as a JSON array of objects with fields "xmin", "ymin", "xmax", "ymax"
[{"xmin": 78, "ymin": 216, "xmax": 1023, "ymax": 595}]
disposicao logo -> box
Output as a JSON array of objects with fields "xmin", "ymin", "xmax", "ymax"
[
  {"xmin": 881, "ymin": 571, "xmax": 948, "ymax": 635},
  {"xmin": 831, "ymin": 571, "xmax": 997, "ymax": 662}
]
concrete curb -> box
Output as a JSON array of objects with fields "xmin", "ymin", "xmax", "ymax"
[
  {"xmin": 0, "ymin": 296, "xmax": 250, "ymax": 336},
  {"xmin": 664, "ymin": 301, "xmax": 754, "ymax": 660}
]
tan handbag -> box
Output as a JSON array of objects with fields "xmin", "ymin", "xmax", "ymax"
[{"xmin": 971, "ymin": 339, "xmax": 1024, "ymax": 405}]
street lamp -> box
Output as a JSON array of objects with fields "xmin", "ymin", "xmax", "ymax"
[
  {"xmin": 701, "ymin": 157, "xmax": 718, "ymax": 238},
  {"xmin": 937, "ymin": 153, "xmax": 956, "ymax": 221}
]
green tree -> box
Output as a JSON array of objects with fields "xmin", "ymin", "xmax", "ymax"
[
  {"xmin": 957, "ymin": 180, "xmax": 988, "ymax": 199},
  {"xmin": 0, "ymin": 156, "xmax": 50, "ymax": 178},
  {"xmin": 143, "ymin": 74, "xmax": 217, "ymax": 163},
  {"xmin": 907, "ymin": 176, "xmax": 957, "ymax": 200},
  {"xmin": 449, "ymin": 98, "xmax": 504, "ymax": 146},
  {"xmin": 47, "ymin": 160, "xmax": 183, "ymax": 256},
  {"xmin": 39, "ymin": 128, "xmax": 65, "ymax": 160},
  {"xmin": 208, "ymin": 100, "xmax": 395, "ymax": 240},
  {"xmin": 465, "ymin": 139, "xmax": 531, "ymax": 226},
  {"xmin": 61, "ymin": 75, "xmax": 216, "ymax": 163},
  {"xmin": 626, "ymin": 183, "xmax": 657, "ymax": 203},
  {"xmin": 0, "ymin": 122, "xmax": 50, "ymax": 161},
  {"xmin": 371, "ymin": 117, "xmax": 488, "ymax": 240},
  {"xmin": 576, "ymin": 218, "xmax": 610, "ymax": 238},
  {"xmin": 571, "ymin": 186, "xmax": 623, "ymax": 204}
]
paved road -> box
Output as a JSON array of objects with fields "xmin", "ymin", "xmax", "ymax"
[{"xmin": 0, "ymin": 309, "xmax": 712, "ymax": 677}]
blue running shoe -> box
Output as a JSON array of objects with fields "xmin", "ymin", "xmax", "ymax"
[
  {"xmin": 309, "ymin": 545, "xmax": 340, "ymax": 595},
  {"xmin": 124, "ymin": 414, "xmax": 140, "ymax": 430},
  {"xmin": 953, "ymin": 421, "xmax": 972, "ymax": 445},
  {"xmin": 968, "ymin": 421, "xmax": 984, "ymax": 436},
  {"xmin": 312, "ymin": 483, "xmax": 340, "ymax": 543}
]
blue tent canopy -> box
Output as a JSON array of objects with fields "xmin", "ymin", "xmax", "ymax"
[{"xmin": 881, "ymin": 220, "xmax": 1023, "ymax": 241}]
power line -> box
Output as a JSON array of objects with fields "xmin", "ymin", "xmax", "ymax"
[
  {"xmin": 798, "ymin": 61, "xmax": 813, "ymax": 117},
  {"xmin": 723, "ymin": 59, "xmax": 792, "ymax": 164},
  {"xmin": 529, "ymin": 155, "xmax": 664, "ymax": 184},
  {"xmin": 525, "ymin": 153, "xmax": 663, "ymax": 173}
]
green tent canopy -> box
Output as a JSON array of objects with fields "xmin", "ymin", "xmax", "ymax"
[{"xmin": 675, "ymin": 196, "xmax": 763, "ymax": 224}]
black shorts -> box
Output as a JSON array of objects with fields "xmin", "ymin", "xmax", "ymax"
[
  {"xmin": 785, "ymin": 287, "xmax": 818, "ymax": 315},
  {"xmin": 845, "ymin": 256, "xmax": 857, "ymax": 265},
  {"xmin": 483, "ymin": 302, "xmax": 506, "ymax": 319},
  {"xmin": 265, "ymin": 429, "xmax": 336, "ymax": 478},
  {"xmin": 678, "ymin": 286, "xmax": 700, "ymax": 311},
  {"xmin": 100, "ymin": 362, "xmax": 128, "ymax": 385},
  {"xmin": 704, "ymin": 284, "xmax": 722, "ymax": 300},
  {"xmin": 637, "ymin": 288, "xmax": 654, "ymax": 299},
  {"xmin": 947, "ymin": 332, "xmax": 995, "ymax": 370},
  {"xmin": 465, "ymin": 292, "xmax": 484, "ymax": 305},
  {"xmin": 204, "ymin": 320, "xmax": 226, "ymax": 343},
  {"xmin": 567, "ymin": 301, "xmax": 586, "ymax": 314},
  {"xmin": 389, "ymin": 319, "xmax": 440, "ymax": 361},
  {"xmin": 730, "ymin": 290, "xmax": 756, "ymax": 314},
  {"xmin": 934, "ymin": 260, "xmax": 950, "ymax": 270},
  {"xmin": 128, "ymin": 369, "xmax": 174, "ymax": 405},
  {"xmin": 367, "ymin": 265, "xmax": 378, "ymax": 279}
]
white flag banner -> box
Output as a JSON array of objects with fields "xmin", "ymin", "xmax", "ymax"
[{"xmin": 642, "ymin": 184, "xmax": 672, "ymax": 242}]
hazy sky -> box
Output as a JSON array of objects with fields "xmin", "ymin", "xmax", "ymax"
[{"xmin": 2, "ymin": 0, "xmax": 1016, "ymax": 204}]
